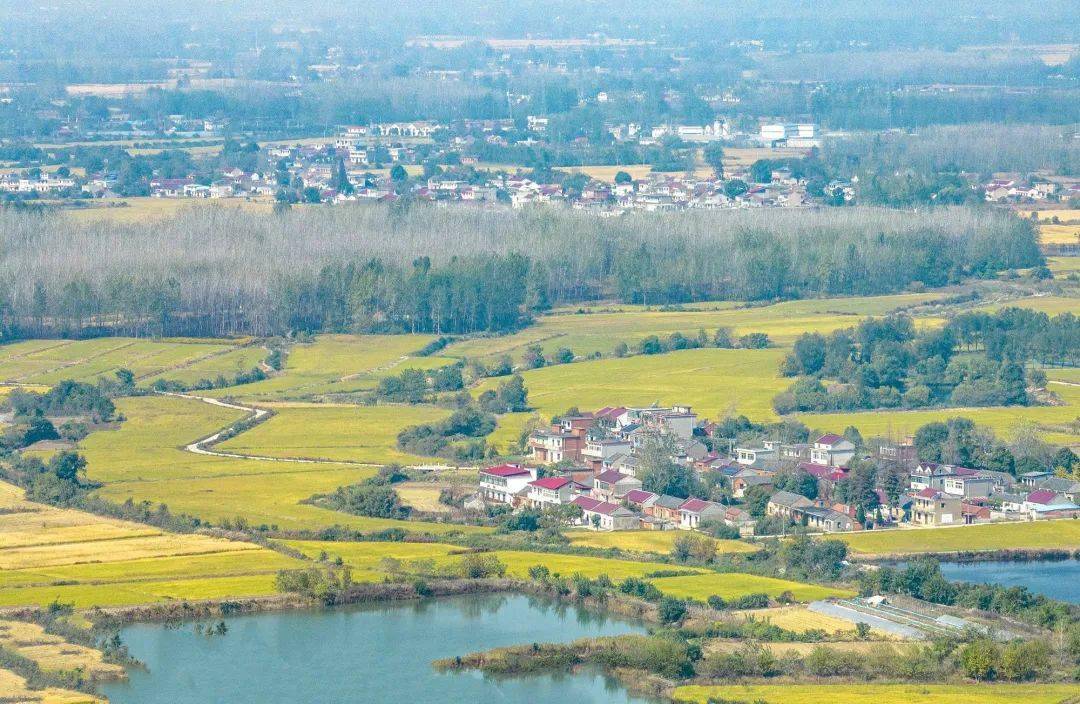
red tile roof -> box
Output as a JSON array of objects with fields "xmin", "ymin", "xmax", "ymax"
[
  {"xmin": 679, "ymin": 498, "xmax": 714, "ymax": 513},
  {"xmin": 799, "ymin": 462, "xmax": 847, "ymax": 481},
  {"xmin": 529, "ymin": 477, "xmax": 571, "ymax": 490},
  {"xmin": 816, "ymin": 433, "xmax": 844, "ymax": 445},
  {"xmin": 624, "ymin": 489, "xmax": 658, "ymax": 504},
  {"xmin": 596, "ymin": 470, "xmax": 631, "ymax": 484},
  {"xmin": 916, "ymin": 488, "xmax": 942, "ymax": 499},
  {"xmin": 1026, "ymin": 489, "xmax": 1058, "ymax": 504},
  {"xmin": 481, "ymin": 463, "xmax": 531, "ymax": 478}
]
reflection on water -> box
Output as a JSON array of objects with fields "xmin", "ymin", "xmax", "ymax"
[{"xmin": 102, "ymin": 593, "xmax": 656, "ymax": 704}]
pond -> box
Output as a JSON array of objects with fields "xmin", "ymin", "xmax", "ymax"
[
  {"xmin": 936, "ymin": 558, "xmax": 1080, "ymax": 603},
  {"xmin": 101, "ymin": 593, "xmax": 656, "ymax": 704}
]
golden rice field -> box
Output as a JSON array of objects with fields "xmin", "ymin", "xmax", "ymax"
[
  {"xmin": 1039, "ymin": 223, "xmax": 1080, "ymax": 246},
  {"xmin": 674, "ymin": 683, "xmax": 1080, "ymax": 704},
  {"xmin": 975, "ymin": 294, "xmax": 1080, "ymax": 316},
  {"xmin": 565, "ymin": 530, "xmax": 758, "ymax": 556},
  {"xmin": 215, "ymin": 403, "xmax": 449, "ymax": 464},
  {"xmin": 78, "ymin": 396, "xmax": 486, "ymax": 535},
  {"xmin": 647, "ymin": 573, "xmax": 853, "ymax": 603},
  {"xmin": 0, "ymin": 620, "xmax": 124, "ymax": 679},
  {"xmin": 204, "ymin": 334, "xmax": 454, "ymax": 401},
  {"xmin": 63, "ymin": 197, "xmax": 277, "ymax": 223},
  {"xmin": 729, "ymin": 605, "xmax": 868, "ymax": 635},
  {"xmin": 0, "ymin": 667, "xmax": 102, "ymax": 703},
  {"xmin": 0, "ymin": 337, "xmax": 237, "ymax": 385},
  {"xmin": 446, "ymin": 292, "xmax": 946, "ymax": 363},
  {"xmin": 1047, "ymin": 256, "xmax": 1080, "ymax": 277},
  {"xmin": 0, "ymin": 480, "xmax": 307, "ymax": 608},
  {"xmin": 837, "ymin": 518, "xmax": 1080, "ymax": 556}
]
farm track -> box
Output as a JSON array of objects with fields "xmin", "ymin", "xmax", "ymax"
[{"xmin": 162, "ymin": 392, "xmax": 382, "ymax": 468}]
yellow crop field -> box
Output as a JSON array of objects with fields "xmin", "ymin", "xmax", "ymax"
[
  {"xmin": 838, "ymin": 518, "xmax": 1080, "ymax": 556},
  {"xmin": 215, "ymin": 403, "xmax": 449, "ymax": 464},
  {"xmin": 204, "ymin": 334, "xmax": 448, "ymax": 401},
  {"xmin": 0, "ymin": 480, "xmax": 310, "ymax": 609},
  {"xmin": 64, "ymin": 197, "xmax": 276, "ymax": 224},
  {"xmin": 566, "ymin": 530, "xmax": 758, "ymax": 556},
  {"xmin": 0, "ymin": 667, "xmax": 103, "ymax": 703},
  {"xmin": 1039, "ymin": 223, "xmax": 1080, "ymax": 245},
  {"xmin": 283, "ymin": 540, "xmax": 466, "ymax": 568},
  {"xmin": 796, "ymin": 382, "xmax": 1080, "ymax": 447},
  {"xmin": 730, "ymin": 606, "xmax": 866, "ymax": 635},
  {"xmin": 476, "ymin": 348, "xmax": 789, "ymax": 421},
  {"xmin": 394, "ymin": 483, "xmax": 452, "ymax": 512},
  {"xmin": 0, "ymin": 620, "xmax": 124, "ymax": 679},
  {"xmin": 674, "ymin": 683, "xmax": 1080, "ymax": 704},
  {"xmin": 648, "ymin": 573, "xmax": 853, "ymax": 602},
  {"xmin": 447, "ymin": 292, "xmax": 944, "ymax": 363}
]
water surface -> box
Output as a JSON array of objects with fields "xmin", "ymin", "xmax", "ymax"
[
  {"xmin": 936, "ymin": 558, "xmax": 1079, "ymax": 603},
  {"xmin": 102, "ymin": 593, "xmax": 654, "ymax": 704}
]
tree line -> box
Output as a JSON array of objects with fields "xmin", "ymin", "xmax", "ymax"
[{"xmin": 0, "ymin": 204, "xmax": 1041, "ymax": 338}]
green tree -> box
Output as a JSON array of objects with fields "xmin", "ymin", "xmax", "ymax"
[{"xmin": 959, "ymin": 639, "xmax": 999, "ymax": 681}]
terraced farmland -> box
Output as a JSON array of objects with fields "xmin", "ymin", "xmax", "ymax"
[
  {"xmin": 0, "ymin": 338, "xmax": 238, "ymax": 385},
  {"xmin": 446, "ymin": 292, "xmax": 945, "ymax": 363},
  {"xmin": 204, "ymin": 334, "xmax": 453, "ymax": 401}
]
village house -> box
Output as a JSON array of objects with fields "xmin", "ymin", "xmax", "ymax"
[
  {"xmin": 721, "ymin": 506, "xmax": 757, "ymax": 535},
  {"xmin": 1021, "ymin": 489, "xmax": 1080, "ymax": 517},
  {"xmin": 767, "ymin": 490, "xmax": 814, "ymax": 519},
  {"xmin": 591, "ymin": 470, "xmax": 642, "ymax": 502},
  {"xmin": 941, "ymin": 470, "xmax": 993, "ymax": 499},
  {"xmin": 623, "ymin": 489, "xmax": 659, "ymax": 513},
  {"xmin": 678, "ymin": 498, "xmax": 725, "ymax": 529},
  {"xmin": 911, "ymin": 488, "xmax": 963, "ymax": 526},
  {"xmin": 527, "ymin": 429, "xmax": 585, "ymax": 464},
  {"xmin": 801, "ymin": 506, "xmax": 857, "ymax": 532},
  {"xmin": 648, "ymin": 495, "xmax": 686, "ymax": 525},
  {"xmin": 571, "ymin": 496, "xmax": 640, "ymax": 530},
  {"xmin": 526, "ymin": 476, "xmax": 582, "ymax": 509},
  {"xmin": 478, "ymin": 464, "xmax": 536, "ymax": 505},
  {"xmin": 581, "ymin": 438, "xmax": 633, "ymax": 472},
  {"xmin": 809, "ymin": 434, "xmax": 855, "ymax": 467},
  {"xmin": 734, "ymin": 445, "xmax": 777, "ymax": 470},
  {"xmin": 731, "ymin": 470, "xmax": 775, "ymax": 498},
  {"xmin": 798, "ymin": 462, "xmax": 848, "ymax": 499}
]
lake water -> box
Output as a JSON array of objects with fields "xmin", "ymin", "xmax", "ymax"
[
  {"xmin": 101, "ymin": 593, "xmax": 655, "ymax": 704},
  {"xmin": 936, "ymin": 558, "xmax": 1080, "ymax": 603}
]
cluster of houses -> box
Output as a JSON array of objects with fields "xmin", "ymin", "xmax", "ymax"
[
  {"xmin": 0, "ymin": 173, "xmax": 77, "ymax": 194},
  {"xmin": 983, "ymin": 176, "xmax": 1080, "ymax": 205},
  {"xmin": 471, "ymin": 403, "xmax": 1080, "ymax": 534}
]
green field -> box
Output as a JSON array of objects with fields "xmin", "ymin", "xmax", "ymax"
[
  {"xmin": 216, "ymin": 403, "xmax": 449, "ymax": 464},
  {"xmin": 78, "ymin": 395, "xmax": 485, "ymax": 535},
  {"xmin": 477, "ymin": 347, "xmax": 789, "ymax": 421},
  {"xmin": 838, "ymin": 518, "xmax": 1080, "ymax": 556},
  {"xmin": 0, "ymin": 337, "xmax": 237, "ymax": 385},
  {"xmin": 796, "ymin": 382, "xmax": 1080, "ymax": 448},
  {"xmin": 648, "ymin": 572, "xmax": 852, "ymax": 602},
  {"xmin": 446, "ymin": 292, "xmax": 946, "ymax": 364},
  {"xmin": 975, "ymin": 295, "xmax": 1080, "ymax": 316},
  {"xmin": 566, "ymin": 530, "xmax": 758, "ymax": 556},
  {"xmin": 674, "ymin": 684, "xmax": 1080, "ymax": 704},
  {"xmin": 141, "ymin": 345, "xmax": 268, "ymax": 386},
  {"xmin": 203, "ymin": 334, "xmax": 454, "ymax": 401}
]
